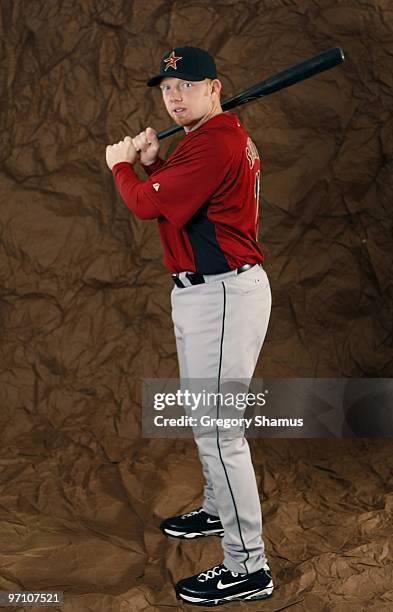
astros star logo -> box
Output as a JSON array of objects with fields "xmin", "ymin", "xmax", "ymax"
[{"xmin": 164, "ymin": 50, "xmax": 182, "ymax": 71}]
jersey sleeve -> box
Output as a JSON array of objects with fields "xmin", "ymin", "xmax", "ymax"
[
  {"xmin": 111, "ymin": 162, "xmax": 162, "ymax": 220},
  {"xmin": 141, "ymin": 157, "xmax": 166, "ymax": 176},
  {"xmin": 146, "ymin": 132, "xmax": 232, "ymax": 229}
]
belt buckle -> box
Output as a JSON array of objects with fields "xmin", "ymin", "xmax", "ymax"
[
  {"xmin": 237, "ymin": 263, "xmax": 253, "ymax": 274},
  {"xmin": 172, "ymin": 273, "xmax": 185, "ymax": 288}
]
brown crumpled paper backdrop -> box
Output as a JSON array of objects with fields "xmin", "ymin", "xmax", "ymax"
[{"xmin": 1, "ymin": 0, "xmax": 393, "ymax": 610}]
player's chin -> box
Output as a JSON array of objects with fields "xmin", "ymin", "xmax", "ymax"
[{"xmin": 171, "ymin": 113, "xmax": 188, "ymax": 125}]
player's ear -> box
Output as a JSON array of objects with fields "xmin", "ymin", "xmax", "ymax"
[{"xmin": 211, "ymin": 78, "xmax": 222, "ymax": 97}]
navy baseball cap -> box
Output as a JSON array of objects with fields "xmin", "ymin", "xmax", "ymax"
[{"xmin": 146, "ymin": 46, "xmax": 217, "ymax": 87}]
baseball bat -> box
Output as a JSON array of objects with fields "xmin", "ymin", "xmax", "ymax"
[{"xmin": 156, "ymin": 47, "xmax": 345, "ymax": 140}]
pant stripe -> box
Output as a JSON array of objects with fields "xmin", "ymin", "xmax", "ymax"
[{"xmin": 215, "ymin": 281, "xmax": 251, "ymax": 575}]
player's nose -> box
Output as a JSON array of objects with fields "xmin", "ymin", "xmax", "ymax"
[{"xmin": 169, "ymin": 89, "xmax": 182, "ymax": 102}]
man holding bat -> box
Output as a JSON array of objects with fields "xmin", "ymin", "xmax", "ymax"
[{"xmin": 106, "ymin": 46, "xmax": 273, "ymax": 606}]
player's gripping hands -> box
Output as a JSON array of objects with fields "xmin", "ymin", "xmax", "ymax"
[
  {"xmin": 132, "ymin": 127, "xmax": 160, "ymax": 166},
  {"xmin": 105, "ymin": 127, "xmax": 159, "ymax": 171}
]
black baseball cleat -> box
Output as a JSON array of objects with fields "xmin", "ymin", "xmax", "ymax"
[
  {"xmin": 160, "ymin": 507, "xmax": 224, "ymax": 539},
  {"xmin": 175, "ymin": 561, "xmax": 274, "ymax": 607}
]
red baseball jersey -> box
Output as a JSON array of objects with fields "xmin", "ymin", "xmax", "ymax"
[{"xmin": 112, "ymin": 111, "xmax": 264, "ymax": 274}]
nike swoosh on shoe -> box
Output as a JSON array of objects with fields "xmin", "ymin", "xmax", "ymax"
[{"xmin": 217, "ymin": 578, "xmax": 249, "ymax": 590}]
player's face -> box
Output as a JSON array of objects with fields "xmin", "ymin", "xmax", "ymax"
[{"xmin": 159, "ymin": 77, "xmax": 221, "ymax": 131}]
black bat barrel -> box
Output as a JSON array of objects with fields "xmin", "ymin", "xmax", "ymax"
[{"xmin": 156, "ymin": 47, "xmax": 345, "ymax": 141}]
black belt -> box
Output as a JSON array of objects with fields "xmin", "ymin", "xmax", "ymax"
[{"xmin": 172, "ymin": 263, "xmax": 258, "ymax": 288}]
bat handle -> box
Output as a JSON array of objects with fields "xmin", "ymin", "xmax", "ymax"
[{"xmin": 157, "ymin": 124, "xmax": 183, "ymax": 140}]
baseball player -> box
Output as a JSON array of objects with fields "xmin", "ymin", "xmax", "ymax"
[{"xmin": 106, "ymin": 46, "xmax": 273, "ymax": 606}]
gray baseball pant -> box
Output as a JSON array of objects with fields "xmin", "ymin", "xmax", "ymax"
[{"xmin": 170, "ymin": 263, "xmax": 272, "ymax": 575}]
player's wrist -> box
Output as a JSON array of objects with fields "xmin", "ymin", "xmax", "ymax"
[{"xmin": 141, "ymin": 157, "xmax": 159, "ymax": 167}]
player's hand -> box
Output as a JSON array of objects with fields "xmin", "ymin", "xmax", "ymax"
[
  {"xmin": 106, "ymin": 136, "xmax": 137, "ymax": 170},
  {"xmin": 132, "ymin": 127, "xmax": 160, "ymax": 166}
]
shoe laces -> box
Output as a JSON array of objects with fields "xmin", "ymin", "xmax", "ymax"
[
  {"xmin": 197, "ymin": 561, "xmax": 271, "ymax": 583},
  {"xmin": 197, "ymin": 564, "xmax": 235, "ymax": 583},
  {"xmin": 181, "ymin": 508, "xmax": 203, "ymax": 519}
]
